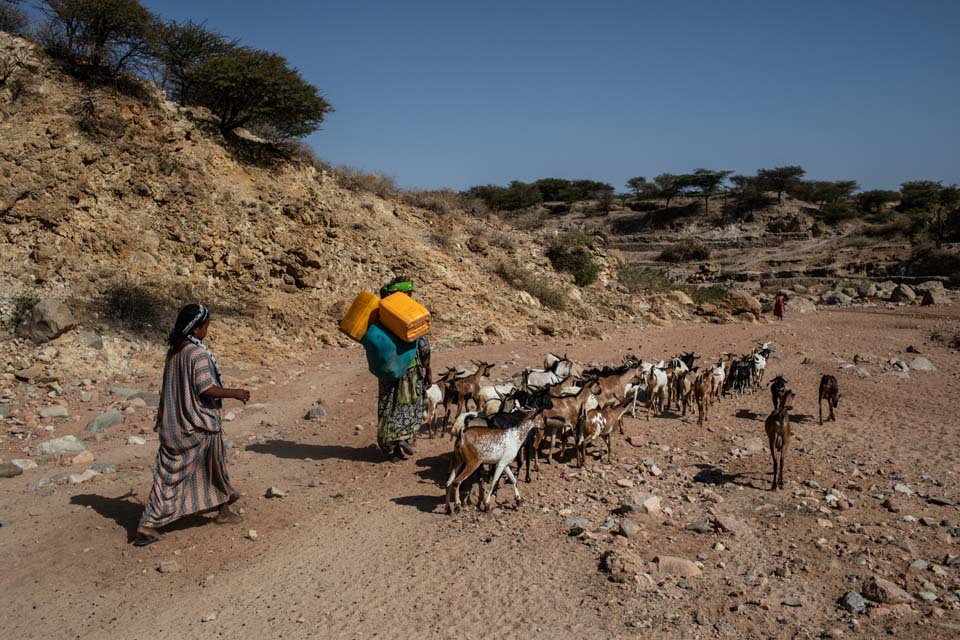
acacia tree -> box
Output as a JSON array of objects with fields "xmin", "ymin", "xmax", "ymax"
[
  {"xmin": 152, "ymin": 19, "xmax": 236, "ymax": 103},
  {"xmin": 688, "ymin": 168, "xmax": 732, "ymax": 215},
  {"xmin": 899, "ymin": 180, "xmax": 943, "ymax": 212},
  {"xmin": 789, "ymin": 180, "xmax": 858, "ymax": 211},
  {"xmin": 185, "ymin": 47, "xmax": 332, "ymax": 140},
  {"xmin": 757, "ymin": 165, "xmax": 805, "ymax": 203},
  {"xmin": 0, "ymin": 0, "xmax": 30, "ymax": 33},
  {"xmin": 626, "ymin": 176, "xmax": 655, "ymax": 198},
  {"xmin": 40, "ymin": 0, "xmax": 156, "ymax": 75},
  {"xmin": 855, "ymin": 189, "xmax": 900, "ymax": 214},
  {"xmin": 653, "ymin": 173, "xmax": 683, "ymax": 208}
]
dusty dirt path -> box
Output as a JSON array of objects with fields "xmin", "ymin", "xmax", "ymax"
[{"xmin": 2, "ymin": 306, "xmax": 959, "ymax": 639}]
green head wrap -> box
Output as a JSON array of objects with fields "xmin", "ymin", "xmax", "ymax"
[{"xmin": 381, "ymin": 277, "xmax": 414, "ymax": 297}]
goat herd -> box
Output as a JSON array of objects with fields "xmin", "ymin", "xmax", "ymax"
[{"xmin": 421, "ymin": 344, "xmax": 842, "ymax": 514}]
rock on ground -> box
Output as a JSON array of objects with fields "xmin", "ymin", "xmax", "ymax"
[
  {"xmin": 600, "ymin": 549, "xmax": 645, "ymax": 583},
  {"xmin": 16, "ymin": 299, "xmax": 76, "ymax": 343},
  {"xmin": 655, "ymin": 556, "xmax": 702, "ymax": 577},
  {"xmin": 36, "ymin": 435, "xmax": 86, "ymax": 455},
  {"xmin": 85, "ymin": 410, "xmax": 124, "ymax": 432},
  {"xmin": 862, "ymin": 576, "xmax": 914, "ymax": 605}
]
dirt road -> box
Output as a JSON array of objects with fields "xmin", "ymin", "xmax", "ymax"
[{"xmin": 2, "ymin": 306, "xmax": 959, "ymax": 639}]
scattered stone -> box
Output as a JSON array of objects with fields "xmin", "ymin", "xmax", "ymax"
[
  {"xmin": 68, "ymin": 469, "xmax": 100, "ymax": 484},
  {"xmin": 38, "ymin": 405, "xmax": 69, "ymax": 419},
  {"xmin": 695, "ymin": 611, "xmax": 710, "ymax": 626},
  {"xmin": 600, "ymin": 549, "xmax": 644, "ymax": 583},
  {"xmin": 562, "ymin": 517, "xmax": 592, "ymax": 531},
  {"xmin": 157, "ymin": 560, "xmax": 180, "ymax": 574},
  {"xmin": 627, "ymin": 436, "xmax": 644, "ymax": 447},
  {"xmin": 0, "ymin": 462, "xmax": 23, "ymax": 478},
  {"xmin": 619, "ymin": 519, "xmax": 642, "ymax": 539},
  {"xmin": 656, "ymin": 556, "xmax": 702, "ymax": 577},
  {"xmin": 625, "ymin": 492, "xmax": 661, "ymax": 515},
  {"xmin": 27, "ymin": 477, "xmax": 51, "ymax": 492},
  {"xmin": 890, "ymin": 284, "xmax": 917, "ymax": 303},
  {"xmin": 92, "ymin": 463, "xmax": 117, "ymax": 474},
  {"xmin": 921, "ymin": 288, "xmax": 949, "ymax": 306},
  {"xmin": 917, "ymin": 592, "xmax": 937, "ymax": 603},
  {"xmin": 893, "ymin": 483, "xmax": 914, "ymax": 495},
  {"xmin": 840, "ymin": 591, "xmax": 868, "ymax": 614},
  {"xmin": 109, "ymin": 387, "xmax": 139, "ymax": 398},
  {"xmin": 713, "ymin": 542, "xmax": 725, "ymax": 551},
  {"xmin": 888, "ymin": 358, "xmax": 909, "ymax": 372},
  {"xmin": 304, "ymin": 402, "xmax": 327, "ymax": 420},
  {"xmin": 0, "ymin": 519, "xmax": 13, "ymax": 527},
  {"xmin": 686, "ymin": 520, "xmax": 714, "ymax": 534},
  {"xmin": 246, "ymin": 529, "xmax": 258, "ymax": 541},
  {"xmin": 855, "ymin": 368, "xmax": 870, "ymax": 378},
  {"xmin": 908, "ymin": 357, "xmax": 936, "ymax": 371},
  {"xmin": 725, "ymin": 290, "xmax": 762, "ymax": 319},
  {"xmin": 36, "ymin": 435, "xmax": 86, "ymax": 455},
  {"xmin": 131, "ymin": 392, "xmax": 161, "ymax": 409},
  {"xmin": 85, "ymin": 410, "xmax": 124, "ymax": 432},
  {"xmin": 858, "ymin": 281, "xmax": 877, "ymax": 298},
  {"xmin": 16, "ymin": 299, "xmax": 76, "ymax": 343},
  {"xmin": 72, "ymin": 450, "xmax": 95, "ymax": 465},
  {"xmin": 616, "ymin": 478, "xmax": 634, "ymax": 488},
  {"xmin": 201, "ymin": 612, "xmax": 217, "ymax": 623},
  {"xmin": 307, "ymin": 480, "xmax": 318, "ymax": 488},
  {"xmin": 266, "ymin": 486, "xmax": 286, "ymax": 499},
  {"xmin": 127, "ymin": 436, "xmax": 147, "ymax": 446},
  {"xmin": 224, "ymin": 412, "xmax": 236, "ymax": 422},
  {"xmin": 77, "ymin": 330, "xmax": 104, "ymax": 350},
  {"xmin": 782, "ymin": 597, "xmax": 803, "ymax": 607},
  {"xmin": 821, "ymin": 290, "xmax": 853, "ymax": 306},
  {"xmin": 927, "ymin": 496, "xmax": 954, "ymax": 506},
  {"xmin": 80, "ymin": 392, "xmax": 93, "ymax": 403},
  {"xmin": 862, "ymin": 576, "xmax": 914, "ymax": 605},
  {"xmin": 882, "ymin": 497, "xmax": 903, "ymax": 513},
  {"xmin": 909, "ymin": 560, "xmax": 929, "ymax": 573},
  {"xmin": 648, "ymin": 464, "xmax": 662, "ymax": 477},
  {"xmin": 712, "ymin": 515, "xmax": 748, "ymax": 536},
  {"xmin": 10, "ymin": 459, "xmax": 37, "ymax": 471},
  {"xmin": 14, "ymin": 364, "xmax": 44, "ymax": 382},
  {"xmin": 920, "ymin": 517, "xmax": 939, "ymax": 527}
]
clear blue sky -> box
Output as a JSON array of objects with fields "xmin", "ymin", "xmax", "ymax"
[{"xmin": 141, "ymin": 0, "xmax": 958, "ymax": 192}]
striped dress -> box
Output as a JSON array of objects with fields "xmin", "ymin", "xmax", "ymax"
[{"xmin": 139, "ymin": 343, "xmax": 237, "ymax": 529}]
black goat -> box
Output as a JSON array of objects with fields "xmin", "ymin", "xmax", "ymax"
[{"xmin": 818, "ymin": 374, "xmax": 839, "ymax": 425}]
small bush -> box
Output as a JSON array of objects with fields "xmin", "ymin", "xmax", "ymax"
[
  {"xmin": 332, "ymin": 165, "xmax": 397, "ymax": 198},
  {"xmin": 822, "ymin": 201, "xmax": 857, "ymax": 223},
  {"xmin": 430, "ymin": 230, "xmax": 455, "ymax": 250},
  {"xmin": 618, "ymin": 265, "xmax": 672, "ymax": 293},
  {"xmin": 495, "ymin": 261, "xmax": 566, "ymax": 309},
  {"xmin": 684, "ymin": 286, "xmax": 727, "ymax": 305},
  {"xmin": 508, "ymin": 210, "xmax": 547, "ymax": 231},
  {"xmin": 9, "ymin": 293, "xmax": 39, "ymax": 328},
  {"xmin": 657, "ymin": 238, "xmax": 711, "ymax": 262},
  {"xmin": 488, "ymin": 231, "xmax": 517, "ymax": 251},
  {"xmin": 402, "ymin": 189, "xmax": 462, "ymax": 215},
  {"xmin": 99, "ymin": 282, "xmax": 177, "ymax": 334},
  {"xmin": 0, "ymin": 3, "xmax": 30, "ymax": 33},
  {"xmin": 908, "ymin": 245, "xmax": 960, "ymax": 285},
  {"xmin": 546, "ymin": 232, "xmax": 601, "ymax": 286}
]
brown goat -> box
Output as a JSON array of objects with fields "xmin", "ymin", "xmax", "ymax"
[
  {"xmin": 575, "ymin": 403, "xmax": 627, "ymax": 467},
  {"xmin": 818, "ymin": 374, "xmax": 839, "ymax": 425},
  {"xmin": 535, "ymin": 379, "xmax": 601, "ymax": 464},
  {"xmin": 450, "ymin": 361, "xmax": 495, "ymax": 418},
  {"xmin": 764, "ymin": 388, "xmax": 795, "ymax": 490},
  {"xmin": 693, "ymin": 369, "xmax": 713, "ymax": 427}
]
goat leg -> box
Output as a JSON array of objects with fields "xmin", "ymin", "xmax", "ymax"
[{"xmin": 503, "ymin": 466, "xmax": 522, "ymax": 507}]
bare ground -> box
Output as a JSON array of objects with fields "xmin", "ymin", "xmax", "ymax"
[{"xmin": 1, "ymin": 306, "xmax": 959, "ymax": 639}]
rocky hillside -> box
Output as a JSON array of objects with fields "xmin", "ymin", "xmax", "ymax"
[{"xmin": 0, "ymin": 33, "xmax": 648, "ymax": 377}]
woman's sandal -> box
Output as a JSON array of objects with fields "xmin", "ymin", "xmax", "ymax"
[
  {"xmin": 214, "ymin": 509, "xmax": 244, "ymax": 525},
  {"xmin": 133, "ymin": 532, "xmax": 161, "ymax": 547}
]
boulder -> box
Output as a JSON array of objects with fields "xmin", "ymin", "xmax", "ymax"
[
  {"xmin": 85, "ymin": 410, "xmax": 124, "ymax": 432},
  {"xmin": 0, "ymin": 462, "xmax": 23, "ymax": 478},
  {"xmin": 655, "ymin": 556, "xmax": 702, "ymax": 577},
  {"xmin": 858, "ymin": 281, "xmax": 877, "ymax": 298},
  {"xmin": 862, "ymin": 576, "xmax": 913, "ymax": 605},
  {"xmin": 908, "ymin": 357, "xmax": 935, "ymax": 371},
  {"xmin": 36, "ymin": 435, "xmax": 86, "ymax": 455},
  {"xmin": 669, "ymin": 290, "xmax": 695, "ymax": 306},
  {"xmin": 791, "ymin": 284, "xmax": 808, "ymax": 295},
  {"xmin": 921, "ymin": 288, "xmax": 949, "ymax": 306},
  {"xmin": 466, "ymin": 235, "xmax": 489, "ymax": 255},
  {"xmin": 725, "ymin": 290, "xmax": 762, "ymax": 320},
  {"xmin": 914, "ymin": 280, "xmax": 945, "ymax": 293},
  {"xmin": 821, "ymin": 290, "xmax": 853, "ymax": 306},
  {"xmin": 600, "ymin": 549, "xmax": 645, "ymax": 583},
  {"xmin": 791, "ymin": 297, "xmax": 817, "ymax": 314},
  {"xmin": 890, "ymin": 284, "xmax": 916, "ymax": 303},
  {"xmin": 15, "ymin": 299, "xmax": 76, "ymax": 343}
]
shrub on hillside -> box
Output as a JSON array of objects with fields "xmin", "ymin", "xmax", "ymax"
[
  {"xmin": 38, "ymin": 0, "xmax": 156, "ymax": 77},
  {"xmin": 685, "ymin": 286, "xmax": 727, "ymax": 306},
  {"xmin": 618, "ymin": 265, "xmax": 672, "ymax": 293},
  {"xmin": 657, "ymin": 238, "xmax": 711, "ymax": 262},
  {"xmin": 99, "ymin": 281, "xmax": 176, "ymax": 333},
  {"xmin": 402, "ymin": 189, "xmax": 462, "ymax": 215},
  {"xmin": 331, "ymin": 165, "xmax": 396, "ymax": 198},
  {"xmin": 185, "ymin": 47, "xmax": 332, "ymax": 139},
  {"xmin": 546, "ymin": 232, "xmax": 601, "ymax": 286},
  {"xmin": 0, "ymin": 1, "xmax": 30, "ymax": 33},
  {"xmin": 908, "ymin": 244, "xmax": 960, "ymax": 285},
  {"xmin": 495, "ymin": 261, "xmax": 566, "ymax": 309}
]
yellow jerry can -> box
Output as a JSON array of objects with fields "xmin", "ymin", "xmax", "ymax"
[
  {"xmin": 339, "ymin": 291, "xmax": 380, "ymax": 342},
  {"xmin": 378, "ymin": 292, "xmax": 430, "ymax": 342}
]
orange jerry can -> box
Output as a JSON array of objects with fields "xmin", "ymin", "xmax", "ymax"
[
  {"xmin": 339, "ymin": 291, "xmax": 380, "ymax": 342},
  {"xmin": 379, "ymin": 292, "xmax": 431, "ymax": 342}
]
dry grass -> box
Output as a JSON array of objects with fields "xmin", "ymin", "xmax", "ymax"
[
  {"xmin": 495, "ymin": 261, "xmax": 566, "ymax": 310},
  {"xmin": 332, "ymin": 165, "xmax": 397, "ymax": 198}
]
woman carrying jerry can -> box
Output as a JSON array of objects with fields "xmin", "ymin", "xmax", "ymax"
[
  {"xmin": 340, "ymin": 275, "xmax": 432, "ymax": 463},
  {"xmin": 374, "ymin": 276, "xmax": 431, "ymax": 461}
]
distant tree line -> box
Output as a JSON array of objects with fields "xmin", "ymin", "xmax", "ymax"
[
  {"xmin": 8, "ymin": 0, "xmax": 331, "ymax": 140},
  {"xmin": 463, "ymin": 178, "xmax": 615, "ymax": 211}
]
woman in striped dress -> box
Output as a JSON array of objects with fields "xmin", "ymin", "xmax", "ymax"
[{"xmin": 135, "ymin": 304, "xmax": 250, "ymax": 546}]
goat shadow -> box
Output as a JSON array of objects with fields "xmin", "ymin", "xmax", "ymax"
[
  {"xmin": 735, "ymin": 409, "xmax": 762, "ymax": 421},
  {"xmin": 70, "ymin": 492, "xmax": 213, "ymax": 542},
  {"xmin": 246, "ymin": 440, "xmax": 383, "ymax": 464},
  {"xmin": 692, "ymin": 464, "xmax": 765, "ymax": 491}
]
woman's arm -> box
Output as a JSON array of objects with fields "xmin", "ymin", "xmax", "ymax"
[{"xmin": 201, "ymin": 386, "xmax": 250, "ymax": 403}]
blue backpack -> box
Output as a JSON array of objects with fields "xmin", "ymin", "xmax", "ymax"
[{"xmin": 361, "ymin": 322, "xmax": 419, "ymax": 380}]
